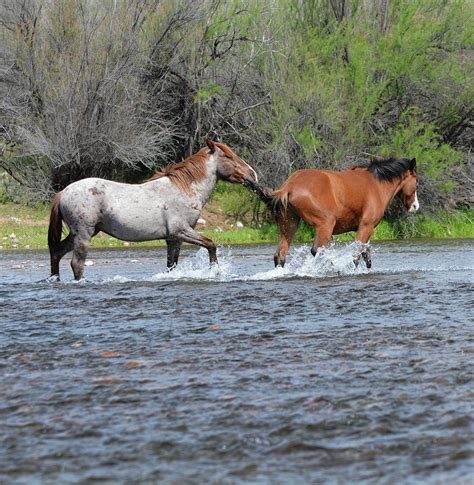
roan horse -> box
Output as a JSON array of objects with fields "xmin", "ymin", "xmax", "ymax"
[
  {"xmin": 245, "ymin": 157, "xmax": 419, "ymax": 268},
  {"xmin": 48, "ymin": 141, "xmax": 257, "ymax": 280}
]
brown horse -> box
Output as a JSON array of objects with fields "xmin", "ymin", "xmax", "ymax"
[{"xmin": 245, "ymin": 157, "xmax": 419, "ymax": 268}]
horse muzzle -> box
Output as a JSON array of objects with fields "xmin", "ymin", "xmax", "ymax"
[
  {"xmin": 249, "ymin": 168, "xmax": 258, "ymax": 183},
  {"xmin": 241, "ymin": 165, "xmax": 258, "ymax": 184},
  {"xmin": 239, "ymin": 171, "xmax": 258, "ymax": 186},
  {"xmin": 408, "ymin": 193, "xmax": 420, "ymax": 213}
]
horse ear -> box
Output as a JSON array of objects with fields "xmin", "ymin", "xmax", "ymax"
[
  {"xmin": 206, "ymin": 140, "xmax": 216, "ymax": 154},
  {"xmin": 410, "ymin": 158, "xmax": 416, "ymax": 171}
]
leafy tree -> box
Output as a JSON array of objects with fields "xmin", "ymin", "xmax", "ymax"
[
  {"xmin": 0, "ymin": 0, "xmax": 174, "ymax": 196},
  {"xmin": 0, "ymin": 0, "xmax": 472, "ymax": 215}
]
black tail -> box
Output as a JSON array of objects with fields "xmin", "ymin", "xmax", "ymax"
[
  {"xmin": 243, "ymin": 178, "xmax": 289, "ymax": 218},
  {"xmin": 243, "ymin": 178, "xmax": 274, "ymax": 207}
]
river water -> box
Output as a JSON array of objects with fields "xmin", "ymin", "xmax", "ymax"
[{"xmin": 1, "ymin": 240, "xmax": 473, "ymax": 484}]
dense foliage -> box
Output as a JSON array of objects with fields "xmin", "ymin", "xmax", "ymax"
[{"xmin": 0, "ymin": 0, "xmax": 472, "ymax": 217}]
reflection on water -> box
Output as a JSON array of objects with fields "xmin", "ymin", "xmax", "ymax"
[{"xmin": 0, "ymin": 240, "xmax": 473, "ymax": 483}]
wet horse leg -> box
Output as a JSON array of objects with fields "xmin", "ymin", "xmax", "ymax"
[
  {"xmin": 361, "ymin": 246, "xmax": 372, "ymax": 269},
  {"xmin": 310, "ymin": 217, "xmax": 336, "ymax": 257},
  {"xmin": 354, "ymin": 223, "xmax": 374, "ymax": 268},
  {"xmin": 177, "ymin": 227, "xmax": 217, "ymax": 265},
  {"xmin": 50, "ymin": 233, "xmax": 74, "ymax": 280},
  {"xmin": 71, "ymin": 230, "xmax": 94, "ymax": 280},
  {"xmin": 166, "ymin": 239, "xmax": 182, "ymax": 270},
  {"xmin": 274, "ymin": 211, "xmax": 300, "ymax": 267}
]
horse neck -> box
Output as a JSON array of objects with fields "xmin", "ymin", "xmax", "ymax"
[
  {"xmin": 190, "ymin": 156, "xmax": 218, "ymax": 207},
  {"xmin": 375, "ymin": 176, "xmax": 404, "ymax": 208}
]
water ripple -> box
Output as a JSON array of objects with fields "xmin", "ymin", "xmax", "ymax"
[{"xmin": 0, "ymin": 240, "xmax": 473, "ymax": 483}]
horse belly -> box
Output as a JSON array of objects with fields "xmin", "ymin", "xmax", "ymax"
[
  {"xmin": 99, "ymin": 207, "xmax": 167, "ymax": 242},
  {"xmin": 333, "ymin": 219, "xmax": 358, "ymax": 235}
]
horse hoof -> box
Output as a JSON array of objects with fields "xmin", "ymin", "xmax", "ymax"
[
  {"xmin": 274, "ymin": 256, "xmax": 285, "ymax": 267},
  {"xmin": 46, "ymin": 275, "xmax": 60, "ymax": 283}
]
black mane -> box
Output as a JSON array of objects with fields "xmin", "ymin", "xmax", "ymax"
[{"xmin": 363, "ymin": 157, "xmax": 414, "ymax": 182}]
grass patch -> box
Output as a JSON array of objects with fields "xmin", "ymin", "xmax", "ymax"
[{"xmin": 1, "ymin": 201, "xmax": 472, "ymax": 250}]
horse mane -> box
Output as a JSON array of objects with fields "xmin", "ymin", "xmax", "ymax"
[
  {"xmin": 148, "ymin": 148, "xmax": 209, "ymax": 194},
  {"xmin": 356, "ymin": 157, "xmax": 414, "ymax": 182}
]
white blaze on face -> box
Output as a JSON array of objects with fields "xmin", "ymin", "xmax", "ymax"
[
  {"xmin": 243, "ymin": 160, "xmax": 258, "ymax": 182},
  {"xmin": 250, "ymin": 166, "xmax": 258, "ymax": 183},
  {"xmin": 409, "ymin": 191, "xmax": 420, "ymax": 213}
]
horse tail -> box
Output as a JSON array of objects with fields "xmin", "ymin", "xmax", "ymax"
[
  {"xmin": 243, "ymin": 178, "xmax": 274, "ymax": 207},
  {"xmin": 243, "ymin": 178, "xmax": 292, "ymax": 219},
  {"xmin": 271, "ymin": 188, "xmax": 290, "ymax": 218},
  {"xmin": 48, "ymin": 192, "xmax": 63, "ymax": 253}
]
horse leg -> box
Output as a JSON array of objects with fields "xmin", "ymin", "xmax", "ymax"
[
  {"xmin": 310, "ymin": 218, "xmax": 336, "ymax": 256},
  {"xmin": 166, "ymin": 239, "xmax": 182, "ymax": 270},
  {"xmin": 177, "ymin": 228, "xmax": 217, "ymax": 265},
  {"xmin": 274, "ymin": 211, "xmax": 300, "ymax": 267},
  {"xmin": 50, "ymin": 233, "xmax": 74, "ymax": 280},
  {"xmin": 354, "ymin": 224, "xmax": 374, "ymax": 268},
  {"xmin": 361, "ymin": 246, "xmax": 372, "ymax": 269},
  {"xmin": 71, "ymin": 231, "xmax": 93, "ymax": 280}
]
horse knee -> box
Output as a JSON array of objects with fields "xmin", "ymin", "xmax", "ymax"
[{"xmin": 74, "ymin": 240, "xmax": 89, "ymax": 258}]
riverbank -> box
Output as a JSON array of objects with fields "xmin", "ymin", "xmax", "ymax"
[{"xmin": 0, "ymin": 202, "xmax": 472, "ymax": 250}]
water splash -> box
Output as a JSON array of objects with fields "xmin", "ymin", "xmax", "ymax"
[
  {"xmin": 149, "ymin": 247, "xmax": 235, "ymax": 282},
  {"xmin": 249, "ymin": 242, "xmax": 367, "ymax": 281},
  {"xmin": 93, "ymin": 243, "xmax": 372, "ymax": 284},
  {"xmin": 33, "ymin": 240, "xmax": 474, "ymax": 285}
]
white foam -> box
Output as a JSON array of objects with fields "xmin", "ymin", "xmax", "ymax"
[
  {"xmin": 104, "ymin": 275, "xmax": 133, "ymax": 284},
  {"xmin": 149, "ymin": 247, "xmax": 235, "ymax": 282},
  {"xmin": 247, "ymin": 242, "xmax": 367, "ymax": 281},
  {"xmin": 31, "ymin": 240, "xmax": 474, "ymax": 287},
  {"xmin": 66, "ymin": 241, "xmax": 472, "ymax": 285},
  {"xmin": 94, "ymin": 243, "xmax": 372, "ymax": 284}
]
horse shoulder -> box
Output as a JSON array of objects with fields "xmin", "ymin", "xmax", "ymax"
[{"xmin": 353, "ymin": 172, "xmax": 386, "ymax": 223}]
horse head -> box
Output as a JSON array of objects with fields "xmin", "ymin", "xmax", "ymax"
[
  {"xmin": 398, "ymin": 158, "xmax": 419, "ymax": 213},
  {"xmin": 207, "ymin": 140, "xmax": 258, "ymax": 184}
]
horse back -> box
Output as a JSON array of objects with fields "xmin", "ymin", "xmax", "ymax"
[
  {"xmin": 281, "ymin": 168, "xmax": 380, "ymax": 229},
  {"xmin": 283, "ymin": 169, "xmax": 344, "ymax": 213}
]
